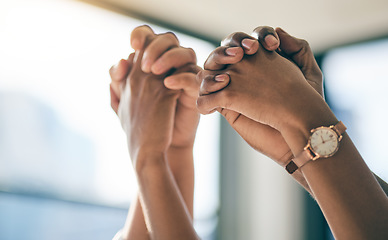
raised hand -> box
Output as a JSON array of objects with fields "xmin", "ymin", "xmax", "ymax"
[
  {"xmin": 198, "ymin": 27, "xmax": 324, "ymax": 170},
  {"xmin": 117, "ymin": 49, "xmax": 179, "ymax": 167},
  {"xmin": 109, "ymin": 26, "xmax": 200, "ymax": 240},
  {"xmin": 110, "ymin": 25, "xmax": 200, "ymax": 149}
]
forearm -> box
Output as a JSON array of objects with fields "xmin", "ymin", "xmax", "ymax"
[
  {"xmin": 121, "ymin": 196, "xmax": 149, "ymax": 240},
  {"xmin": 285, "ymin": 113, "xmax": 388, "ymax": 239},
  {"xmin": 121, "ymin": 147, "xmax": 195, "ymax": 239},
  {"xmin": 374, "ymin": 173, "xmax": 388, "ymax": 196},
  {"xmin": 167, "ymin": 146, "xmax": 195, "ymax": 217},
  {"xmin": 135, "ymin": 151, "xmax": 198, "ymax": 240}
]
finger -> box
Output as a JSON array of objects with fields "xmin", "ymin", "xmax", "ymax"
[
  {"xmin": 219, "ymin": 108, "xmax": 287, "ymax": 160},
  {"xmin": 203, "ymin": 46, "xmax": 244, "ymax": 70},
  {"xmin": 275, "ymin": 27, "xmax": 323, "ymax": 94},
  {"xmin": 197, "ymin": 89, "xmax": 232, "ymax": 115},
  {"xmin": 198, "ymin": 72, "xmax": 230, "ymax": 96},
  {"xmin": 110, "ymin": 84, "xmax": 119, "ymax": 114},
  {"xmin": 251, "ymin": 26, "xmax": 280, "ymax": 51},
  {"xmin": 141, "ymin": 32, "xmax": 180, "ymax": 73},
  {"xmin": 151, "ymin": 47, "xmax": 196, "ymax": 75},
  {"xmin": 109, "ymin": 56, "xmax": 133, "ymax": 98},
  {"xmin": 109, "ymin": 59, "xmax": 130, "ymax": 83},
  {"xmin": 164, "ymin": 72, "xmax": 199, "ymax": 98},
  {"xmin": 173, "ymin": 63, "xmax": 201, "ymax": 76},
  {"xmin": 130, "ymin": 25, "xmax": 156, "ymax": 50},
  {"xmin": 221, "ymin": 32, "xmax": 259, "ymax": 55}
]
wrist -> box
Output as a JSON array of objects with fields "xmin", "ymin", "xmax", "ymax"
[
  {"xmin": 168, "ymin": 145, "xmax": 194, "ymax": 154},
  {"xmin": 281, "ymin": 105, "xmax": 338, "ymax": 157},
  {"xmin": 167, "ymin": 146, "xmax": 194, "ymax": 175},
  {"xmin": 135, "ymin": 149, "xmax": 167, "ymax": 174}
]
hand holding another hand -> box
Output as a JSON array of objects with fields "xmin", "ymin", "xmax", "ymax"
[
  {"xmin": 118, "ymin": 50, "xmax": 179, "ymax": 168},
  {"xmin": 197, "ymin": 27, "xmax": 325, "ymax": 168},
  {"xmin": 110, "ymin": 26, "xmax": 201, "ymax": 151}
]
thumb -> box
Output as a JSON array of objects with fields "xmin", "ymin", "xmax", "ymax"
[
  {"xmin": 276, "ymin": 27, "xmax": 323, "ymax": 95},
  {"xmin": 198, "ymin": 73, "xmax": 230, "ymax": 96}
]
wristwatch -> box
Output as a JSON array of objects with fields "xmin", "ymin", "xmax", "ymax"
[{"xmin": 285, "ymin": 121, "xmax": 347, "ymax": 174}]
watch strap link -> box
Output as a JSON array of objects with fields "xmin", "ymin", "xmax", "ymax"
[
  {"xmin": 333, "ymin": 121, "xmax": 346, "ymax": 140},
  {"xmin": 285, "ymin": 121, "xmax": 346, "ymax": 174}
]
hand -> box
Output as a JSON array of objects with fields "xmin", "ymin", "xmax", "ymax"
[
  {"xmin": 118, "ymin": 50, "xmax": 179, "ymax": 168},
  {"xmin": 197, "ymin": 37, "xmax": 329, "ymax": 163},
  {"xmin": 110, "ymin": 25, "xmax": 200, "ymax": 149},
  {"xmin": 197, "ymin": 27, "xmax": 324, "ymax": 167}
]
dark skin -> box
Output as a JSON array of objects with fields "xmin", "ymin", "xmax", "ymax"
[
  {"xmin": 110, "ymin": 26, "xmax": 297, "ymax": 240},
  {"xmin": 202, "ymin": 27, "xmax": 388, "ymax": 197},
  {"xmin": 110, "ymin": 26, "xmax": 199, "ymax": 240},
  {"xmin": 111, "ymin": 25, "xmax": 388, "ymax": 240},
  {"xmin": 200, "ymin": 27, "xmax": 323, "ymax": 193},
  {"xmin": 198, "ymin": 28, "xmax": 388, "ymax": 240}
]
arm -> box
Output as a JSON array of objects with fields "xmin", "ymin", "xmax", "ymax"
[
  {"xmin": 374, "ymin": 174, "xmax": 388, "ymax": 195},
  {"xmin": 282, "ymin": 102, "xmax": 388, "ymax": 240},
  {"xmin": 110, "ymin": 26, "xmax": 199, "ymax": 239},
  {"xmin": 120, "ymin": 47, "xmax": 198, "ymax": 240},
  {"xmin": 197, "ymin": 41, "xmax": 388, "ymax": 239},
  {"xmin": 201, "ymin": 26, "xmax": 388, "ymax": 197},
  {"xmin": 200, "ymin": 27, "xmax": 318, "ymax": 194}
]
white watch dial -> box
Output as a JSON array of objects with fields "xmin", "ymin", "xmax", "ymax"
[{"xmin": 309, "ymin": 127, "xmax": 339, "ymax": 157}]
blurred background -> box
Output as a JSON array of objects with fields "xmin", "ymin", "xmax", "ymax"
[{"xmin": 1, "ymin": 0, "xmax": 388, "ymax": 239}]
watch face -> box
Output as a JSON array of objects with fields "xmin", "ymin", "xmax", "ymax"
[{"xmin": 309, "ymin": 127, "xmax": 339, "ymax": 158}]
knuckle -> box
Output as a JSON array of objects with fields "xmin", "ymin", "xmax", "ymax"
[
  {"xmin": 184, "ymin": 47, "xmax": 197, "ymax": 62},
  {"xmin": 252, "ymin": 26, "xmax": 276, "ymax": 41},
  {"xmin": 132, "ymin": 25, "xmax": 152, "ymax": 37},
  {"xmin": 196, "ymin": 70, "xmax": 204, "ymax": 83},
  {"xmin": 109, "ymin": 65, "xmax": 115, "ymax": 78},
  {"xmin": 222, "ymin": 32, "xmax": 247, "ymax": 47},
  {"xmin": 299, "ymin": 39, "xmax": 310, "ymax": 49},
  {"xmin": 196, "ymin": 97, "xmax": 206, "ymax": 111},
  {"xmin": 161, "ymin": 31, "xmax": 179, "ymax": 44}
]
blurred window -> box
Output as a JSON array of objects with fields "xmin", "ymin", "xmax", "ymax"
[
  {"xmin": 0, "ymin": 0, "xmax": 219, "ymax": 239},
  {"xmin": 322, "ymin": 39, "xmax": 388, "ymax": 183}
]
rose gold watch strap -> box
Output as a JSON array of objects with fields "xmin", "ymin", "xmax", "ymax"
[
  {"xmin": 333, "ymin": 121, "xmax": 347, "ymax": 135},
  {"xmin": 285, "ymin": 148, "xmax": 314, "ymax": 174}
]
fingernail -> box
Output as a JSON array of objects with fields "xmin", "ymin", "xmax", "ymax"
[
  {"xmin": 142, "ymin": 59, "xmax": 150, "ymax": 72},
  {"xmin": 151, "ymin": 64, "xmax": 161, "ymax": 74},
  {"xmin": 265, "ymin": 35, "xmax": 279, "ymax": 48},
  {"xmin": 225, "ymin": 47, "xmax": 239, "ymax": 56},
  {"xmin": 131, "ymin": 39, "xmax": 140, "ymax": 49},
  {"xmin": 164, "ymin": 77, "xmax": 175, "ymax": 86},
  {"xmin": 242, "ymin": 39, "xmax": 255, "ymax": 50},
  {"xmin": 215, "ymin": 74, "xmax": 227, "ymax": 82}
]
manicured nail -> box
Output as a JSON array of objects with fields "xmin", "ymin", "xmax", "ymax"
[
  {"xmin": 215, "ymin": 74, "xmax": 227, "ymax": 82},
  {"xmin": 242, "ymin": 38, "xmax": 255, "ymax": 50},
  {"xmin": 225, "ymin": 47, "xmax": 239, "ymax": 56},
  {"xmin": 265, "ymin": 35, "xmax": 279, "ymax": 48}
]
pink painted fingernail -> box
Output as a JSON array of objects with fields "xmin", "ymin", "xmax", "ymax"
[
  {"xmin": 225, "ymin": 47, "xmax": 239, "ymax": 56},
  {"xmin": 242, "ymin": 39, "xmax": 255, "ymax": 50},
  {"xmin": 215, "ymin": 74, "xmax": 227, "ymax": 82},
  {"xmin": 265, "ymin": 35, "xmax": 279, "ymax": 48}
]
